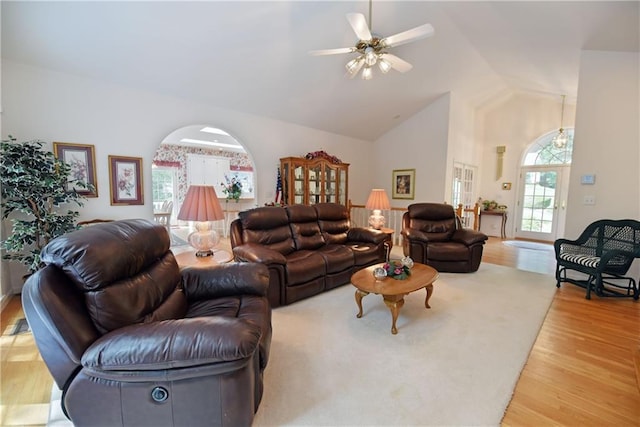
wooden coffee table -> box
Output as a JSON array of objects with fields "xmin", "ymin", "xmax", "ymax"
[{"xmin": 351, "ymin": 262, "xmax": 439, "ymax": 334}]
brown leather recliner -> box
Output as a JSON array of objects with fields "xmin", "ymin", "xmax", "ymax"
[
  {"xmin": 22, "ymin": 219, "xmax": 272, "ymax": 427},
  {"xmin": 402, "ymin": 203, "xmax": 488, "ymax": 273}
]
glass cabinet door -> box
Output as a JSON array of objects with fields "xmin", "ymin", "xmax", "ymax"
[
  {"xmin": 308, "ymin": 163, "xmax": 322, "ymax": 205},
  {"xmin": 292, "ymin": 164, "xmax": 305, "ymax": 205},
  {"xmin": 324, "ymin": 165, "xmax": 337, "ymax": 204},
  {"xmin": 338, "ymin": 168, "xmax": 347, "ymax": 205}
]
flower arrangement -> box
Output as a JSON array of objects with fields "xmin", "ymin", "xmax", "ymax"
[
  {"xmin": 304, "ymin": 150, "xmax": 343, "ymax": 164},
  {"xmin": 221, "ymin": 175, "xmax": 242, "ymax": 202},
  {"xmin": 383, "ymin": 259, "xmax": 412, "ymax": 280}
]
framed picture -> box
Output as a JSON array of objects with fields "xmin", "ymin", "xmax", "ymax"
[
  {"xmin": 392, "ymin": 169, "xmax": 415, "ymax": 199},
  {"xmin": 108, "ymin": 155, "xmax": 144, "ymax": 205},
  {"xmin": 53, "ymin": 142, "xmax": 98, "ymax": 197}
]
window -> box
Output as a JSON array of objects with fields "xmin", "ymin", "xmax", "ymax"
[
  {"xmin": 523, "ymin": 128, "xmax": 574, "ymax": 166},
  {"xmin": 152, "ymin": 167, "xmax": 175, "ymax": 209}
]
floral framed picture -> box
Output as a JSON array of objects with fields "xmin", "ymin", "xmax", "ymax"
[
  {"xmin": 53, "ymin": 142, "xmax": 98, "ymax": 197},
  {"xmin": 108, "ymin": 155, "xmax": 144, "ymax": 205},
  {"xmin": 392, "ymin": 169, "xmax": 415, "ymax": 199}
]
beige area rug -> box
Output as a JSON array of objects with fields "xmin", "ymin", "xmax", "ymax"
[{"xmin": 49, "ymin": 263, "xmax": 555, "ymax": 426}]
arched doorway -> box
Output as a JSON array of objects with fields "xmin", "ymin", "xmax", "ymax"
[
  {"xmin": 515, "ymin": 128, "xmax": 574, "ymax": 241},
  {"xmin": 151, "ymin": 124, "xmax": 256, "ymax": 231}
]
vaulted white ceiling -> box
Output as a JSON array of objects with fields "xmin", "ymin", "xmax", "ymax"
[{"xmin": 2, "ymin": 1, "xmax": 638, "ymax": 141}]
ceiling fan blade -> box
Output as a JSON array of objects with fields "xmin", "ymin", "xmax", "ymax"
[
  {"xmin": 381, "ymin": 23, "xmax": 434, "ymax": 48},
  {"xmin": 346, "ymin": 13, "xmax": 372, "ymax": 41},
  {"xmin": 309, "ymin": 47, "xmax": 356, "ymax": 56},
  {"xmin": 381, "ymin": 54, "xmax": 413, "ymax": 73}
]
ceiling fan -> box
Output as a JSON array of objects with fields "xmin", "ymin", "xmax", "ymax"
[{"xmin": 309, "ymin": 0, "xmax": 434, "ymax": 80}]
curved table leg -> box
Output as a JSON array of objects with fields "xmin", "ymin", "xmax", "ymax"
[
  {"xmin": 424, "ymin": 284, "xmax": 434, "ymax": 309},
  {"xmin": 383, "ymin": 296, "xmax": 405, "ymax": 335},
  {"xmin": 355, "ymin": 289, "xmax": 369, "ymax": 318},
  {"xmin": 501, "ymin": 213, "xmax": 507, "ymax": 239}
]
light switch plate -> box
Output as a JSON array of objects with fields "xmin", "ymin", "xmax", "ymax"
[{"xmin": 581, "ymin": 174, "xmax": 596, "ymax": 185}]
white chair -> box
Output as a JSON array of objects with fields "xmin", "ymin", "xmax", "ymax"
[{"xmin": 154, "ymin": 200, "xmax": 173, "ymax": 230}]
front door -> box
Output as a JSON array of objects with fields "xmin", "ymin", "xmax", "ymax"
[{"xmin": 515, "ymin": 166, "xmax": 569, "ymax": 241}]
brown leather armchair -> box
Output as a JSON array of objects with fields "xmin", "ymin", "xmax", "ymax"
[
  {"xmin": 402, "ymin": 203, "xmax": 488, "ymax": 272},
  {"xmin": 22, "ymin": 219, "xmax": 272, "ymax": 427}
]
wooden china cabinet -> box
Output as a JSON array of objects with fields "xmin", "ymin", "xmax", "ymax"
[{"xmin": 280, "ymin": 154, "xmax": 349, "ymax": 206}]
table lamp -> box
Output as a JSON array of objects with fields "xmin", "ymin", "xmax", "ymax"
[
  {"xmin": 177, "ymin": 185, "xmax": 225, "ymax": 257},
  {"xmin": 365, "ymin": 189, "xmax": 391, "ymax": 229}
]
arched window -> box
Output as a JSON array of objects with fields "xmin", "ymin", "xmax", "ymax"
[{"xmin": 523, "ymin": 128, "xmax": 574, "ymax": 165}]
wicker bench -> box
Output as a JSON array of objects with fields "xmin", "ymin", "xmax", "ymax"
[{"xmin": 554, "ymin": 219, "xmax": 640, "ymax": 300}]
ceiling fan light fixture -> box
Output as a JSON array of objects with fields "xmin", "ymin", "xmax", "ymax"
[
  {"xmin": 310, "ymin": 1, "xmax": 434, "ymax": 81},
  {"xmin": 346, "ymin": 56, "xmax": 364, "ymax": 76},
  {"xmin": 378, "ymin": 58, "xmax": 391, "ymax": 73},
  {"xmin": 364, "ymin": 47, "xmax": 377, "ymax": 66},
  {"xmin": 361, "ymin": 66, "xmax": 373, "ymax": 80}
]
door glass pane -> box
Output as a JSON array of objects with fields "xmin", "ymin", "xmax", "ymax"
[{"xmin": 520, "ymin": 171, "xmax": 557, "ymax": 233}]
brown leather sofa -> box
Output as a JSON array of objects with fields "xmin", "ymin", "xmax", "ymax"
[
  {"xmin": 22, "ymin": 219, "xmax": 272, "ymax": 427},
  {"xmin": 230, "ymin": 203, "xmax": 390, "ymax": 307},
  {"xmin": 402, "ymin": 203, "xmax": 488, "ymax": 273}
]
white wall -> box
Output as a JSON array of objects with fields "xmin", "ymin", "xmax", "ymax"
[
  {"xmin": 445, "ymin": 92, "xmax": 481, "ymax": 203},
  {"xmin": 1, "ymin": 60, "xmax": 375, "ymax": 293},
  {"xmin": 476, "ymin": 92, "xmax": 577, "ymax": 237},
  {"xmin": 566, "ymin": 50, "xmax": 640, "ymax": 238},
  {"xmin": 373, "ymin": 93, "xmax": 451, "ymax": 208}
]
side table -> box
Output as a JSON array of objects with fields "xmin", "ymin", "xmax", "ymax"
[
  {"xmin": 377, "ymin": 227, "xmax": 394, "ymax": 259},
  {"xmin": 479, "ymin": 210, "xmax": 507, "ymax": 239},
  {"xmin": 174, "ymin": 249, "xmax": 233, "ymax": 268}
]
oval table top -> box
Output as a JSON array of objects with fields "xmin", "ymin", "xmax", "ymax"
[{"xmin": 351, "ymin": 262, "xmax": 439, "ymax": 295}]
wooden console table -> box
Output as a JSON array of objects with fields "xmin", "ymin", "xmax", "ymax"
[{"xmin": 479, "ymin": 210, "xmax": 507, "ymax": 239}]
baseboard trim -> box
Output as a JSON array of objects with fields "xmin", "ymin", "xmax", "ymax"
[{"xmin": 0, "ymin": 295, "xmax": 10, "ymax": 313}]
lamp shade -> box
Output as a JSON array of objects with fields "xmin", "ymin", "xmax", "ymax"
[
  {"xmin": 365, "ymin": 189, "xmax": 391, "ymax": 211},
  {"xmin": 177, "ymin": 185, "xmax": 224, "ymax": 222}
]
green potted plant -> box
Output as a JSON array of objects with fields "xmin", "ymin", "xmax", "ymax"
[
  {"xmin": 221, "ymin": 175, "xmax": 242, "ymax": 202},
  {"xmin": 481, "ymin": 199, "xmax": 498, "ymax": 211},
  {"xmin": 1, "ymin": 136, "xmax": 90, "ymax": 273}
]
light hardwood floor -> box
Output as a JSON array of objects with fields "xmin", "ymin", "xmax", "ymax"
[{"xmin": 1, "ymin": 237, "xmax": 638, "ymax": 426}]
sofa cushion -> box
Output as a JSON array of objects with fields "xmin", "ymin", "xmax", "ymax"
[
  {"xmin": 40, "ymin": 219, "xmax": 186, "ymax": 334},
  {"xmin": 345, "ymin": 242, "xmax": 384, "ymax": 267},
  {"xmin": 408, "ymin": 203, "xmax": 456, "ymax": 241},
  {"xmin": 315, "ymin": 203, "xmax": 350, "ymax": 245},
  {"xmin": 286, "ymin": 205, "xmax": 325, "ymax": 250},
  {"xmin": 317, "ymin": 244, "xmax": 355, "ymax": 273},
  {"xmin": 427, "ymin": 242, "xmax": 469, "ymax": 261},
  {"xmin": 284, "ymin": 250, "xmax": 326, "ymax": 285},
  {"xmin": 239, "ymin": 207, "xmax": 296, "ymax": 255}
]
